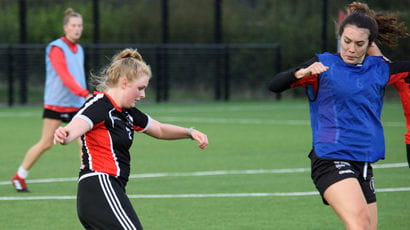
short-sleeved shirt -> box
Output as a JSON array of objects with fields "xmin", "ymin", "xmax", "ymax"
[{"xmin": 75, "ymin": 92, "xmax": 151, "ymax": 186}]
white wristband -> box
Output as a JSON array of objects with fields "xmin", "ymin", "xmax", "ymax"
[{"xmin": 187, "ymin": 127, "xmax": 195, "ymax": 140}]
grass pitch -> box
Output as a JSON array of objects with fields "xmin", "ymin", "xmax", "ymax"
[{"xmin": 0, "ymin": 100, "xmax": 409, "ymax": 229}]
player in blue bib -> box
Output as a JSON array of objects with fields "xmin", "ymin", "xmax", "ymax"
[{"xmin": 269, "ymin": 12, "xmax": 410, "ymax": 230}]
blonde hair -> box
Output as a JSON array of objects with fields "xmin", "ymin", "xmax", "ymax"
[
  {"xmin": 93, "ymin": 48, "xmax": 152, "ymax": 92},
  {"xmin": 63, "ymin": 8, "xmax": 82, "ymax": 25}
]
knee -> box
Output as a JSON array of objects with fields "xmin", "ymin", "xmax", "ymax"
[
  {"xmin": 39, "ymin": 140, "xmax": 54, "ymax": 151},
  {"xmin": 346, "ymin": 208, "xmax": 372, "ymax": 230}
]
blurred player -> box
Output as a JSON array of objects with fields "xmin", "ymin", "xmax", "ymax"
[{"xmin": 11, "ymin": 8, "xmax": 91, "ymax": 192}]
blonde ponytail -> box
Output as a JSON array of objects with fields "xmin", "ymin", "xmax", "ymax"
[{"xmin": 92, "ymin": 48, "xmax": 151, "ymax": 92}]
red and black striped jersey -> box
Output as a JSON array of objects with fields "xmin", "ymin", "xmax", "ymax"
[{"xmin": 76, "ymin": 92, "xmax": 151, "ymax": 186}]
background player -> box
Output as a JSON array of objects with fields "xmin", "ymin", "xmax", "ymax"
[{"xmin": 11, "ymin": 8, "xmax": 92, "ymax": 192}]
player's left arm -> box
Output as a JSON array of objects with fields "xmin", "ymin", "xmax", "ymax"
[
  {"xmin": 144, "ymin": 119, "xmax": 208, "ymax": 149},
  {"xmin": 387, "ymin": 61, "xmax": 410, "ymax": 85},
  {"xmin": 367, "ymin": 42, "xmax": 391, "ymax": 62}
]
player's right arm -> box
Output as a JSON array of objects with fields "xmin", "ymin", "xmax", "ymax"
[
  {"xmin": 54, "ymin": 118, "xmax": 91, "ymax": 145},
  {"xmin": 268, "ymin": 57, "xmax": 324, "ymax": 93},
  {"xmin": 54, "ymin": 95, "xmax": 104, "ymax": 145}
]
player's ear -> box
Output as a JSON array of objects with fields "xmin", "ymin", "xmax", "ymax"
[{"xmin": 119, "ymin": 76, "xmax": 128, "ymax": 89}]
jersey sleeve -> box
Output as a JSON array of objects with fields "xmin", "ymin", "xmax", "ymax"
[
  {"xmin": 128, "ymin": 108, "xmax": 151, "ymax": 132},
  {"xmin": 268, "ymin": 57, "xmax": 318, "ymax": 93},
  {"xmin": 387, "ymin": 61, "xmax": 410, "ymax": 85},
  {"xmin": 75, "ymin": 97, "xmax": 107, "ymax": 129}
]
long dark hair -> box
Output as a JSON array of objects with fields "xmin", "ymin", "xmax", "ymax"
[
  {"xmin": 346, "ymin": 1, "xmax": 409, "ymax": 47},
  {"xmin": 339, "ymin": 13, "xmax": 378, "ymax": 44}
]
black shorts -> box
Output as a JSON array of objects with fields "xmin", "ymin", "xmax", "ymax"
[
  {"xmin": 77, "ymin": 172, "xmax": 143, "ymax": 230},
  {"xmin": 42, "ymin": 109, "xmax": 78, "ymax": 123},
  {"xmin": 309, "ymin": 150, "xmax": 376, "ymax": 205}
]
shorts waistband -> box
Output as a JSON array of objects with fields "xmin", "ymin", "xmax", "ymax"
[{"xmin": 78, "ymin": 172, "xmax": 105, "ymax": 182}]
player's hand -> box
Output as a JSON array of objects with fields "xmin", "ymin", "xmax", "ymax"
[
  {"xmin": 54, "ymin": 127, "xmax": 69, "ymax": 145},
  {"xmin": 190, "ymin": 129, "xmax": 209, "ymax": 150},
  {"xmin": 295, "ymin": 62, "xmax": 329, "ymax": 79}
]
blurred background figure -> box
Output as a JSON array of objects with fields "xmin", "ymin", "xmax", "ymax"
[{"xmin": 11, "ymin": 8, "xmax": 91, "ymax": 192}]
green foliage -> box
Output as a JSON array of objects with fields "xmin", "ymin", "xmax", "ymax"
[
  {"xmin": 1, "ymin": 0, "xmax": 409, "ymax": 69},
  {"xmin": 99, "ymin": 0, "xmax": 162, "ymax": 43},
  {"xmin": 0, "ymin": 2, "xmax": 19, "ymax": 42}
]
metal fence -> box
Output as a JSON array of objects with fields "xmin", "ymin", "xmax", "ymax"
[{"xmin": 0, "ymin": 43, "xmax": 281, "ymax": 106}]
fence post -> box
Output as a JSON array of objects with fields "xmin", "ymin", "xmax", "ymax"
[
  {"xmin": 7, "ymin": 45, "xmax": 14, "ymax": 106},
  {"xmin": 160, "ymin": 0, "xmax": 169, "ymax": 102},
  {"xmin": 223, "ymin": 45, "xmax": 230, "ymax": 101},
  {"xmin": 92, "ymin": 0, "xmax": 100, "ymax": 44},
  {"xmin": 155, "ymin": 45, "xmax": 163, "ymax": 103},
  {"xmin": 322, "ymin": 0, "xmax": 328, "ymax": 52},
  {"xmin": 18, "ymin": 0, "xmax": 28, "ymax": 104},
  {"xmin": 214, "ymin": 0, "xmax": 223, "ymax": 101},
  {"xmin": 275, "ymin": 45, "xmax": 282, "ymax": 100},
  {"xmin": 214, "ymin": 46, "xmax": 222, "ymax": 101}
]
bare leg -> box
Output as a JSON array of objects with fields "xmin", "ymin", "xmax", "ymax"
[
  {"xmin": 368, "ymin": 202, "xmax": 378, "ymax": 230},
  {"xmin": 324, "ymin": 178, "xmax": 376, "ymax": 230},
  {"xmin": 21, "ymin": 118, "xmax": 62, "ymax": 170}
]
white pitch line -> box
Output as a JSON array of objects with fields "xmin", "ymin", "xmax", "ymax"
[
  {"xmin": 0, "ymin": 162, "xmax": 407, "ymax": 186},
  {"xmin": 1, "ymin": 187, "xmax": 410, "ymax": 201}
]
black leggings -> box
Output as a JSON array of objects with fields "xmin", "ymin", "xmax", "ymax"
[{"xmin": 77, "ymin": 173, "xmax": 143, "ymax": 230}]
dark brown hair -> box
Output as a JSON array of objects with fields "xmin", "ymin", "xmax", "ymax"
[
  {"xmin": 346, "ymin": 1, "xmax": 409, "ymax": 47},
  {"xmin": 339, "ymin": 13, "xmax": 379, "ymax": 44}
]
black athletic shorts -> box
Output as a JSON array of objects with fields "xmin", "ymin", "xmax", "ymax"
[
  {"xmin": 42, "ymin": 109, "xmax": 78, "ymax": 123},
  {"xmin": 77, "ymin": 172, "xmax": 143, "ymax": 230},
  {"xmin": 309, "ymin": 150, "xmax": 376, "ymax": 205}
]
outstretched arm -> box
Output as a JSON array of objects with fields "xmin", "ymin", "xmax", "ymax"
[{"xmin": 144, "ymin": 119, "xmax": 208, "ymax": 149}]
